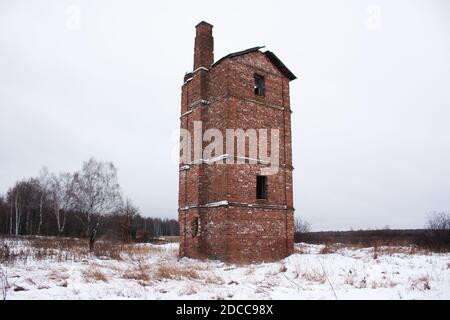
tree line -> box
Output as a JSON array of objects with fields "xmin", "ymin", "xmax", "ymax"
[
  {"xmin": 0, "ymin": 158, "xmax": 179, "ymax": 250},
  {"xmin": 293, "ymin": 213, "xmax": 450, "ymax": 252}
]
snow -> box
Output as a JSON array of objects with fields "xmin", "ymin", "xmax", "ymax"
[
  {"xmin": 1, "ymin": 239, "xmax": 449, "ymax": 300},
  {"xmin": 189, "ymin": 154, "xmax": 271, "ymax": 166},
  {"xmin": 191, "ymin": 154, "xmax": 229, "ymax": 165},
  {"xmin": 201, "ymin": 201, "xmax": 229, "ymax": 208}
]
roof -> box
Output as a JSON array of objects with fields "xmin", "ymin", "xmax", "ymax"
[
  {"xmin": 264, "ymin": 51, "xmax": 297, "ymax": 81},
  {"xmin": 196, "ymin": 21, "xmax": 213, "ymax": 28},
  {"xmin": 211, "ymin": 47, "xmax": 297, "ymax": 81}
]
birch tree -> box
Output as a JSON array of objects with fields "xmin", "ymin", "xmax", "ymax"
[
  {"xmin": 51, "ymin": 173, "xmax": 73, "ymax": 236},
  {"xmin": 71, "ymin": 158, "xmax": 122, "ymax": 251},
  {"xmin": 40, "ymin": 170, "xmax": 74, "ymax": 237},
  {"xmin": 14, "ymin": 189, "xmax": 20, "ymax": 236},
  {"xmin": 37, "ymin": 167, "xmax": 51, "ymax": 235}
]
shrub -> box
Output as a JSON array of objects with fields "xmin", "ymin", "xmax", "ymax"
[
  {"xmin": 319, "ymin": 244, "xmax": 335, "ymax": 254},
  {"xmin": 155, "ymin": 265, "xmax": 199, "ymax": 280},
  {"xmin": 424, "ymin": 212, "xmax": 450, "ymax": 252},
  {"xmin": 82, "ymin": 268, "xmax": 108, "ymax": 282}
]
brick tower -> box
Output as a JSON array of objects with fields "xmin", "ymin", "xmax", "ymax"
[{"xmin": 178, "ymin": 21, "xmax": 296, "ymax": 263}]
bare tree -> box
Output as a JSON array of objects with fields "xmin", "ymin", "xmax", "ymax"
[
  {"xmin": 71, "ymin": 158, "xmax": 122, "ymax": 251},
  {"xmin": 8, "ymin": 199, "xmax": 12, "ymax": 236},
  {"xmin": 39, "ymin": 169, "xmax": 74, "ymax": 237},
  {"xmin": 49, "ymin": 172, "xmax": 74, "ymax": 236},
  {"xmin": 426, "ymin": 212, "xmax": 450, "ymax": 231},
  {"xmin": 120, "ymin": 199, "xmax": 139, "ymax": 242},
  {"xmin": 6, "ymin": 179, "xmax": 45, "ymax": 236},
  {"xmin": 14, "ymin": 190, "xmax": 20, "ymax": 236},
  {"xmin": 37, "ymin": 167, "xmax": 51, "ymax": 235},
  {"xmin": 295, "ymin": 217, "xmax": 311, "ymax": 234},
  {"xmin": 425, "ymin": 212, "xmax": 450, "ymax": 252},
  {"xmin": 153, "ymin": 218, "xmax": 162, "ymax": 238},
  {"xmin": 0, "ymin": 161, "xmax": 180, "ymax": 241}
]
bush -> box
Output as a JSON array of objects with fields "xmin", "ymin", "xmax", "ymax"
[{"xmin": 424, "ymin": 212, "xmax": 450, "ymax": 252}]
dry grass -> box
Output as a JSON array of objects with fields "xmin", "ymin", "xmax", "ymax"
[
  {"xmin": 294, "ymin": 245, "xmax": 308, "ymax": 254},
  {"xmin": 380, "ymin": 246, "xmax": 429, "ymax": 256},
  {"xmin": 124, "ymin": 245, "xmax": 159, "ymax": 255},
  {"xmin": 294, "ymin": 248, "xmax": 304, "ymax": 254},
  {"xmin": 301, "ymin": 269, "xmax": 326, "ymax": 284},
  {"xmin": 410, "ymin": 275, "xmax": 431, "ymax": 291},
  {"xmin": 82, "ymin": 268, "xmax": 108, "ymax": 282},
  {"xmin": 178, "ymin": 283, "xmax": 198, "ymax": 296},
  {"xmin": 267, "ymin": 263, "xmax": 288, "ymax": 276},
  {"xmin": 30, "ymin": 237, "xmax": 86, "ymax": 250},
  {"xmin": 1, "ymin": 237, "xmax": 170, "ymax": 265},
  {"xmin": 344, "ymin": 272, "xmax": 367, "ymax": 288},
  {"xmin": 93, "ymin": 241, "xmax": 124, "ymax": 260},
  {"xmin": 291, "ymin": 262, "xmax": 326, "ymax": 284},
  {"xmin": 0, "ymin": 241, "xmax": 11, "ymax": 262},
  {"xmin": 203, "ymin": 273, "xmax": 225, "ymax": 285},
  {"xmin": 245, "ymin": 267, "xmax": 255, "ymax": 276},
  {"xmin": 0, "ymin": 264, "xmax": 8, "ymax": 300},
  {"xmin": 344, "ymin": 273, "xmax": 355, "ymax": 286},
  {"xmin": 155, "ymin": 265, "xmax": 199, "ymax": 281},
  {"xmin": 314, "ymin": 242, "xmax": 431, "ymax": 257},
  {"xmin": 370, "ymin": 278, "xmax": 398, "ymax": 289},
  {"xmin": 295, "ymin": 229, "xmax": 450, "ymax": 253},
  {"xmin": 48, "ymin": 268, "xmax": 70, "ymax": 281},
  {"xmin": 30, "ymin": 237, "xmax": 133, "ymax": 261},
  {"xmin": 319, "ymin": 244, "xmax": 335, "ymax": 254},
  {"xmin": 122, "ymin": 261, "xmax": 203, "ymax": 284},
  {"xmin": 344, "ymin": 270, "xmax": 399, "ymax": 289},
  {"xmin": 121, "ymin": 259, "xmax": 152, "ymax": 284},
  {"xmin": 373, "ymin": 245, "xmax": 378, "ymax": 260},
  {"xmin": 158, "ymin": 236, "xmax": 179, "ymax": 243},
  {"xmin": 279, "ymin": 264, "xmax": 288, "ymax": 273}
]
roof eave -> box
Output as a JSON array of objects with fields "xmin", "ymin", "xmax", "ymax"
[
  {"xmin": 263, "ymin": 51, "xmax": 297, "ymax": 81},
  {"xmin": 211, "ymin": 46, "xmax": 265, "ymax": 69},
  {"xmin": 210, "ymin": 47, "xmax": 297, "ymax": 81}
]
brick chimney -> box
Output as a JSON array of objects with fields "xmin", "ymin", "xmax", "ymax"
[{"xmin": 194, "ymin": 21, "xmax": 214, "ymax": 70}]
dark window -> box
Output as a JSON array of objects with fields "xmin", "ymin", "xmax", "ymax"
[
  {"xmin": 191, "ymin": 217, "xmax": 199, "ymax": 237},
  {"xmin": 254, "ymin": 74, "xmax": 265, "ymax": 96},
  {"xmin": 256, "ymin": 176, "xmax": 267, "ymax": 200}
]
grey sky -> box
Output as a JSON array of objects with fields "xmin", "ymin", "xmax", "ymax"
[{"xmin": 1, "ymin": 0, "xmax": 449, "ymax": 230}]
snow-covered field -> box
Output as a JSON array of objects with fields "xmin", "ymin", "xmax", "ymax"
[{"xmin": 1, "ymin": 238, "xmax": 449, "ymax": 300}]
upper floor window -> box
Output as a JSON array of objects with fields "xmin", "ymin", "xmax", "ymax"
[
  {"xmin": 254, "ymin": 74, "xmax": 265, "ymax": 97},
  {"xmin": 256, "ymin": 176, "xmax": 267, "ymax": 200}
]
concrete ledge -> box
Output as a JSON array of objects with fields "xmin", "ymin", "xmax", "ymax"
[{"xmin": 179, "ymin": 201, "xmax": 294, "ymax": 211}]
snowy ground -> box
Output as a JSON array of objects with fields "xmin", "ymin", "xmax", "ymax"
[{"xmin": 1, "ymin": 238, "xmax": 449, "ymax": 300}]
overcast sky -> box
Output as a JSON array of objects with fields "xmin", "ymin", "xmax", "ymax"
[{"xmin": 1, "ymin": 0, "xmax": 449, "ymax": 230}]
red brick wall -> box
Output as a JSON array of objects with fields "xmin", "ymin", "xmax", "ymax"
[
  {"xmin": 179, "ymin": 26, "xmax": 295, "ymax": 263},
  {"xmin": 179, "ymin": 207, "xmax": 294, "ymax": 263}
]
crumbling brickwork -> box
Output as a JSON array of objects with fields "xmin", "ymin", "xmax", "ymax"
[{"xmin": 178, "ymin": 21, "xmax": 296, "ymax": 263}]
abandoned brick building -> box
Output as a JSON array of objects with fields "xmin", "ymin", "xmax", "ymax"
[{"xmin": 178, "ymin": 21, "xmax": 296, "ymax": 263}]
